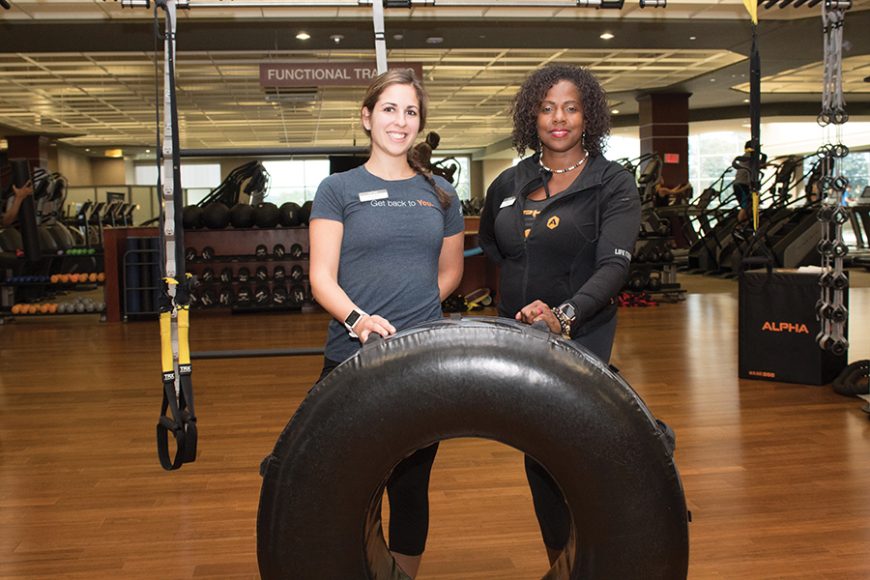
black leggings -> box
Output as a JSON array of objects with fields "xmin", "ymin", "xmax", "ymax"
[
  {"xmin": 318, "ymin": 358, "xmax": 438, "ymax": 556},
  {"xmin": 526, "ymin": 316, "xmax": 617, "ymax": 549}
]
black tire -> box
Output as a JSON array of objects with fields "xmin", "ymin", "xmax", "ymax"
[{"xmin": 257, "ymin": 317, "xmax": 689, "ymax": 580}]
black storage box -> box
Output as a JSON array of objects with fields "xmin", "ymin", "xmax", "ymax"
[{"xmin": 739, "ymin": 268, "xmax": 847, "ymax": 385}]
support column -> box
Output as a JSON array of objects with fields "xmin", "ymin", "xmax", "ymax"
[
  {"xmin": 6, "ymin": 135, "xmax": 50, "ymax": 174},
  {"xmin": 637, "ymin": 93, "xmax": 690, "ymax": 186}
]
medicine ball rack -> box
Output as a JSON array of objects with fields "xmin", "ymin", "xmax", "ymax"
[{"xmin": 183, "ymin": 226, "xmax": 314, "ymax": 314}]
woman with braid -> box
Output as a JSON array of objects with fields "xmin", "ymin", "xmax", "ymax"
[{"xmin": 308, "ymin": 69, "xmax": 464, "ymax": 578}]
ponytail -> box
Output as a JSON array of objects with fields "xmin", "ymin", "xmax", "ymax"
[{"xmin": 408, "ymin": 148, "xmax": 452, "ymax": 209}]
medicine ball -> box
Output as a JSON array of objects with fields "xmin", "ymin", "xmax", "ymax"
[
  {"xmin": 219, "ymin": 286, "xmax": 237, "ymax": 307},
  {"xmin": 279, "ymin": 202, "xmax": 302, "ymax": 227},
  {"xmin": 254, "ymin": 284, "xmax": 271, "ymax": 305},
  {"xmin": 254, "ymin": 202, "xmax": 280, "ymax": 228},
  {"xmin": 272, "ymin": 285, "xmax": 288, "ymax": 306},
  {"xmin": 629, "ymin": 272, "xmax": 647, "ymax": 292},
  {"xmin": 238, "ymin": 267, "xmax": 251, "ymax": 283},
  {"xmin": 237, "ymin": 284, "xmax": 253, "ymax": 306},
  {"xmin": 289, "ymin": 284, "xmax": 306, "ymax": 306},
  {"xmin": 202, "ymin": 202, "xmax": 231, "ymax": 229},
  {"xmin": 298, "ymin": 200, "xmax": 313, "ymax": 226},
  {"xmin": 200, "ymin": 287, "xmax": 217, "ymax": 308},
  {"xmin": 182, "ymin": 205, "xmax": 204, "ymax": 229},
  {"xmin": 230, "ymin": 203, "xmax": 257, "ymax": 229},
  {"xmin": 273, "ymin": 266, "xmax": 286, "ymax": 282}
]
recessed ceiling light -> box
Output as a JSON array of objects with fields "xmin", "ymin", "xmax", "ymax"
[
  {"xmin": 600, "ymin": 32, "xmax": 615, "ymax": 40},
  {"xmin": 296, "ymin": 32, "xmax": 311, "ymax": 41},
  {"xmin": 743, "ymin": 99, "xmax": 750, "ymax": 103},
  {"xmin": 689, "ymin": 36, "xmax": 697, "ymax": 41},
  {"xmin": 145, "ymin": 149, "xmax": 151, "ymax": 153},
  {"xmin": 329, "ymin": 34, "xmax": 344, "ymax": 44},
  {"xmin": 709, "ymin": 78, "xmax": 716, "ymax": 82},
  {"xmin": 425, "ymin": 36, "xmax": 444, "ymax": 44},
  {"xmin": 393, "ymin": 33, "xmax": 404, "ymax": 41},
  {"xmin": 611, "ymin": 109, "xmax": 620, "ymax": 115}
]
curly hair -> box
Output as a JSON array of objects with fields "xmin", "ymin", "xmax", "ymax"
[{"xmin": 511, "ymin": 64, "xmax": 610, "ymax": 158}]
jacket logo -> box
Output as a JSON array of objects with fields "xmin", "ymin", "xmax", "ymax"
[
  {"xmin": 546, "ymin": 216, "xmax": 560, "ymax": 230},
  {"xmin": 761, "ymin": 321, "xmax": 809, "ymax": 334}
]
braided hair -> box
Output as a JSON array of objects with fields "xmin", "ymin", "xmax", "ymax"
[{"xmin": 361, "ymin": 69, "xmax": 452, "ymax": 209}]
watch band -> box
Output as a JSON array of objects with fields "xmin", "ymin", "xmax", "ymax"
[
  {"xmin": 343, "ymin": 309, "xmax": 367, "ymax": 338},
  {"xmin": 551, "ymin": 307, "xmax": 573, "ymax": 339},
  {"xmin": 553, "ymin": 302, "xmax": 577, "ymax": 338}
]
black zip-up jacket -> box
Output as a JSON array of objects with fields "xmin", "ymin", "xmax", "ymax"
[{"xmin": 479, "ymin": 153, "xmax": 640, "ymax": 337}]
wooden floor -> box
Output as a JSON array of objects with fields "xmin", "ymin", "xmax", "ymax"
[{"xmin": 1, "ymin": 272, "xmax": 869, "ymax": 579}]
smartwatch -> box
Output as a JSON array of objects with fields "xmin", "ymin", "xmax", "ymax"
[{"xmin": 344, "ymin": 308, "xmax": 366, "ymax": 338}]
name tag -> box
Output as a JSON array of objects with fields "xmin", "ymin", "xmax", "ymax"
[
  {"xmin": 359, "ymin": 189, "xmax": 389, "ymax": 202},
  {"xmin": 499, "ymin": 196, "xmax": 516, "ymax": 209}
]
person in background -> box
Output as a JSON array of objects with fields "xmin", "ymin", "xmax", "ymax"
[
  {"xmin": 732, "ymin": 142, "xmax": 753, "ymax": 223},
  {"xmin": 2, "ymin": 179, "xmax": 33, "ymax": 227},
  {"xmin": 308, "ymin": 69, "xmax": 464, "ymax": 578},
  {"xmin": 478, "ymin": 63, "xmax": 641, "ymax": 565}
]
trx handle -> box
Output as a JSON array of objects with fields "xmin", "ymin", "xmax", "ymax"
[
  {"xmin": 157, "ymin": 372, "xmax": 198, "ymax": 471},
  {"xmin": 155, "ymin": 279, "xmax": 197, "ymax": 471}
]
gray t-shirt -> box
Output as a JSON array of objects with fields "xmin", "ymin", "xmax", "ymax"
[{"xmin": 310, "ymin": 165, "xmax": 464, "ymax": 362}]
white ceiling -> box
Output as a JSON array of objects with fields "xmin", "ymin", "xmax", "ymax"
[{"xmin": 1, "ymin": 0, "xmax": 869, "ymax": 157}]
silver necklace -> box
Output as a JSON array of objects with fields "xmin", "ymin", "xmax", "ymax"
[{"xmin": 539, "ymin": 153, "xmax": 587, "ymax": 175}]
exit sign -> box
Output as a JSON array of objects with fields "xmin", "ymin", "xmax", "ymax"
[{"xmin": 664, "ymin": 153, "xmax": 680, "ymax": 164}]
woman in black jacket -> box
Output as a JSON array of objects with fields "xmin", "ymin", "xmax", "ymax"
[{"xmin": 478, "ymin": 64, "xmax": 641, "ymax": 564}]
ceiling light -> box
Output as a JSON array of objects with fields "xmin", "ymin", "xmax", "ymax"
[
  {"xmin": 743, "ymin": 99, "xmax": 750, "ymax": 103},
  {"xmin": 0, "ymin": 139, "xmax": 7, "ymax": 150},
  {"xmin": 85, "ymin": 148, "xmax": 91, "ymax": 152},
  {"xmin": 426, "ymin": 36, "xmax": 444, "ymax": 44},
  {"xmin": 611, "ymin": 109, "xmax": 620, "ymax": 114},
  {"xmin": 105, "ymin": 149, "xmax": 123, "ymax": 158},
  {"xmin": 393, "ymin": 34, "xmax": 404, "ymax": 41},
  {"xmin": 145, "ymin": 149, "xmax": 151, "ymax": 153},
  {"xmin": 329, "ymin": 34, "xmax": 344, "ymax": 44},
  {"xmin": 600, "ymin": 32, "xmax": 615, "ymax": 40},
  {"xmin": 296, "ymin": 32, "xmax": 311, "ymax": 41},
  {"xmin": 689, "ymin": 36, "xmax": 697, "ymax": 41}
]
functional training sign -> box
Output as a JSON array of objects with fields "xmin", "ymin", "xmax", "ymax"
[{"xmin": 260, "ymin": 62, "xmax": 424, "ymax": 87}]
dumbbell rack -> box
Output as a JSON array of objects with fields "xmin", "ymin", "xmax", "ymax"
[
  {"xmin": 183, "ymin": 226, "xmax": 315, "ymax": 314},
  {"xmin": 628, "ymin": 235, "xmax": 686, "ymax": 301}
]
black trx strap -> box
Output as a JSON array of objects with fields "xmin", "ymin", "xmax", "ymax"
[{"xmin": 153, "ymin": 0, "xmax": 197, "ymax": 471}]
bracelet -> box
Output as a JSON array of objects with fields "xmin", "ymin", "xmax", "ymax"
[{"xmin": 551, "ymin": 307, "xmax": 572, "ymax": 339}]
